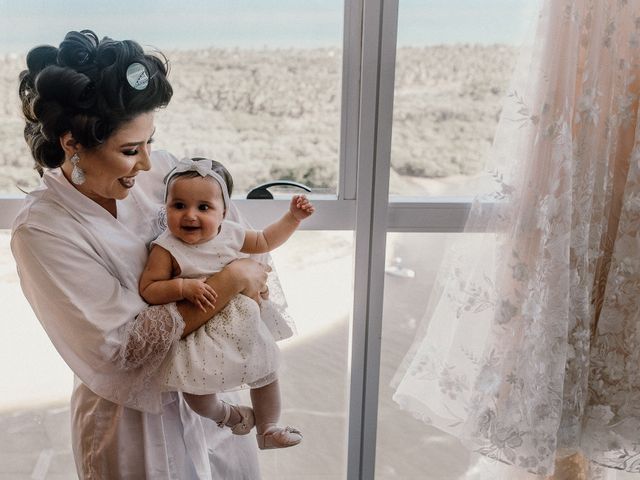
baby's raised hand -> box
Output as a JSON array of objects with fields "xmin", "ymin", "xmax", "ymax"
[
  {"xmin": 182, "ymin": 277, "xmax": 218, "ymax": 312},
  {"xmin": 290, "ymin": 195, "xmax": 315, "ymax": 221}
]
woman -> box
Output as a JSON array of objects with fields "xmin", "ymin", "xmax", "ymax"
[{"xmin": 11, "ymin": 30, "xmax": 271, "ymax": 478}]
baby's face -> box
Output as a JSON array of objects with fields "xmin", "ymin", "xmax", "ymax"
[{"xmin": 166, "ymin": 176, "xmax": 225, "ymax": 245}]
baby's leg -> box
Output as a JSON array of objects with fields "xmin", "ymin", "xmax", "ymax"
[
  {"xmin": 251, "ymin": 379, "xmax": 281, "ymax": 431},
  {"xmin": 183, "ymin": 393, "xmax": 254, "ymax": 434},
  {"xmin": 251, "ymin": 379, "xmax": 302, "ymax": 449},
  {"xmin": 183, "ymin": 392, "xmax": 227, "ymax": 421}
]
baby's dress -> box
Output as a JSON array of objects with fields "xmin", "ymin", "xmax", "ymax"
[{"xmin": 154, "ymin": 219, "xmax": 281, "ymax": 394}]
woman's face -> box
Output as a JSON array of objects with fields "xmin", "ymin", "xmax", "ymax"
[
  {"xmin": 66, "ymin": 112, "xmax": 156, "ymax": 208},
  {"xmin": 166, "ymin": 176, "xmax": 226, "ymax": 245}
]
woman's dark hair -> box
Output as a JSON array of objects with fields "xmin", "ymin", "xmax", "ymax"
[
  {"xmin": 166, "ymin": 158, "xmax": 234, "ymax": 197},
  {"xmin": 18, "ymin": 30, "xmax": 173, "ymax": 173}
]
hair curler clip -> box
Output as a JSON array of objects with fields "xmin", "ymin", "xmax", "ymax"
[{"xmin": 126, "ymin": 62, "xmax": 149, "ymax": 90}]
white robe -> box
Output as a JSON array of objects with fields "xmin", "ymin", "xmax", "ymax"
[{"xmin": 11, "ymin": 150, "xmax": 261, "ymax": 479}]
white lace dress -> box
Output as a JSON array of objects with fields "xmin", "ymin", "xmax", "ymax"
[
  {"xmin": 154, "ymin": 220, "xmax": 284, "ymax": 394},
  {"xmin": 394, "ymin": 0, "xmax": 640, "ymax": 478}
]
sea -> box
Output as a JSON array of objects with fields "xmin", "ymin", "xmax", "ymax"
[{"xmin": 0, "ymin": 0, "xmax": 537, "ymax": 55}]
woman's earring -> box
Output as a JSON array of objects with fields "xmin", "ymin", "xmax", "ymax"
[{"xmin": 70, "ymin": 153, "xmax": 86, "ymax": 185}]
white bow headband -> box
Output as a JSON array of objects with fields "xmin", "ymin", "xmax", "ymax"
[{"xmin": 163, "ymin": 158, "xmax": 230, "ymax": 214}]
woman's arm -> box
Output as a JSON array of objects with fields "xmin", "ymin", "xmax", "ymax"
[
  {"xmin": 177, "ymin": 257, "xmax": 270, "ymax": 337},
  {"xmin": 11, "ymin": 225, "xmax": 181, "ymax": 411}
]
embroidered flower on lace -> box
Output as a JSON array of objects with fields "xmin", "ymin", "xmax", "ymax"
[{"xmin": 118, "ymin": 303, "xmax": 184, "ymax": 371}]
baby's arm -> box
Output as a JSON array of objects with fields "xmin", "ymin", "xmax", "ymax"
[
  {"xmin": 139, "ymin": 245, "xmax": 217, "ymax": 312},
  {"xmin": 242, "ymin": 194, "xmax": 314, "ymax": 254}
]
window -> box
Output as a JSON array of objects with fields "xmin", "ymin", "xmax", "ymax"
[
  {"xmin": 376, "ymin": 233, "xmax": 474, "ymax": 477},
  {"xmin": 0, "ymin": 229, "xmax": 76, "ymax": 477},
  {"xmin": 1, "ymin": 2, "xmax": 344, "ymax": 196},
  {"xmin": 374, "ymin": 1, "xmax": 535, "ymax": 478},
  {"xmin": 260, "ymin": 231, "xmax": 353, "ymax": 478},
  {"xmin": 390, "ymin": 0, "xmax": 533, "ymax": 197},
  {"xmin": 1, "ymin": 2, "xmax": 351, "ymax": 478}
]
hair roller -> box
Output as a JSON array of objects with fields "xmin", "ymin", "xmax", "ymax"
[{"xmin": 57, "ymin": 31, "xmax": 98, "ymax": 69}]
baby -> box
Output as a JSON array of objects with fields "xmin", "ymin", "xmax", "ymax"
[{"xmin": 139, "ymin": 157, "xmax": 314, "ymax": 449}]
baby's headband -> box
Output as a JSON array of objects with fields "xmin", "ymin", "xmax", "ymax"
[{"xmin": 163, "ymin": 158, "xmax": 230, "ymax": 214}]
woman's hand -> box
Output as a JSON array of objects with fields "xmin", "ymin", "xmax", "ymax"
[
  {"xmin": 226, "ymin": 257, "xmax": 271, "ymax": 303},
  {"xmin": 178, "ymin": 258, "xmax": 270, "ymax": 337},
  {"xmin": 260, "ymin": 285, "xmax": 270, "ymax": 301}
]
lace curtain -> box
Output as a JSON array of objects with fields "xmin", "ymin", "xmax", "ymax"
[{"xmin": 393, "ymin": 0, "xmax": 640, "ymax": 478}]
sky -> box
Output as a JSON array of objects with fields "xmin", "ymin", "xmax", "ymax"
[{"xmin": 0, "ymin": 0, "xmax": 537, "ymax": 54}]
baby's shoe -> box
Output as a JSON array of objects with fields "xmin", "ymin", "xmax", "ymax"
[
  {"xmin": 256, "ymin": 423, "xmax": 302, "ymax": 449},
  {"xmin": 217, "ymin": 401, "xmax": 255, "ymax": 435}
]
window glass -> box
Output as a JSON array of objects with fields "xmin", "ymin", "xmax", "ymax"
[
  {"xmin": 389, "ymin": 0, "xmax": 535, "ymax": 197},
  {"xmin": 261, "ymin": 230, "xmax": 352, "ymax": 478},
  {"xmin": 0, "ymin": 229, "xmax": 75, "ymax": 476},
  {"xmin": 0, "ymin": 1, "xmax": 344, "ymax": 196},
  {"xmin": 0, "ymin": 231, "xmax": 73, "ymax": 409},
  {"xmin": 375, "ymin": 232, "xmax": 474, "ymax": 477}
]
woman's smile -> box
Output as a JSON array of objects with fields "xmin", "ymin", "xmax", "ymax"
[{"xmin": 118, "ymin": 176, "xmax": 137, "ymax": 189}]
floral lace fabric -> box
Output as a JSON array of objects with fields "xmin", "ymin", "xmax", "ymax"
[
  {"xmin": 118, "ymin": 303, "xmax": 185, "ymax": 371},
  {"xmin": 113, "ymin": 303, "xmax": 185, "ymax": 411},
  {"xmin": 394, "ymin": 0, "xmax": 640, "ymax": 477}
]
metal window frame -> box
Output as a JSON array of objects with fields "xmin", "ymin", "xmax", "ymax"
[
  {"xmin": 346, "ymin": 0, "xmax": 395, "ymax": 477},
  {"xmin": 0, "ymin": 196, "xmax": 472, "ymax": 232}
]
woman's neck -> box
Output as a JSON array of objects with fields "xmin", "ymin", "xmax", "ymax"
[{"xmin": 60, "ymin": 164, "xmax": 118, "ymax": 218}]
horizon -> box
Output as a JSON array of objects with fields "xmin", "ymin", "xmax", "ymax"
[{"xmin": 0, "ymin": 0, "xmax": 536, "ymax": 55}]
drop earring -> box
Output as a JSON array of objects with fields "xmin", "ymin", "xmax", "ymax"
[{"xmin": 70, "ymin": 153, "xmax": 86, "ymax": 185}]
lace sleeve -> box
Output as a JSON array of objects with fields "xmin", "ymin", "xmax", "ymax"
[{"xmin": 117, "ymin": 303, "xmax": 185, "ymax": 372}]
